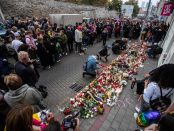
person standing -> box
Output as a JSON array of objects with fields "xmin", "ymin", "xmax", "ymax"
[
  {"xmin": 37, "ymin": 37, "xmax": 52, "ymax": 69},
  {"xmin": 59, "ymin": 30, "xmax": 68, "ymax": 55},
  {"xmin": 66, "ymin": 26, "xmax": 74, "ymax": 53},
  {"xmin": 14, "ymin": 51, "xmax": 39, "ymax": 87},
  {"xmin": 25, "ymin": 31, "xmax": 37, "ymax": 59},
  {"xmin": 101, "ymin": 28, "xmax": 108, "ymax": 46},
  {"xmin": 75, "ymin": 26, "xmax": 83, "ymax": 55},
  {"xmin": 11, "ymin": 32, "xmax": 23, "ymax": 52}
]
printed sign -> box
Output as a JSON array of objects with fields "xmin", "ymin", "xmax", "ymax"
[{"xmin": 161, "ymin": 2, "xmax": 174, "ymax": 16}]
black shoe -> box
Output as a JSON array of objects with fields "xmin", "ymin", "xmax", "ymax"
[
  {"xmin": 131, "ymin": 78, "xmax": 136, "ymax": 89},
  {"xmin": 39, "ymin": 85, "xmax": 47, "ymax": 90}
]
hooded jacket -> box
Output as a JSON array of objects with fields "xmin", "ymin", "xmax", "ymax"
[
  {"xmin": 86, "ymin": 55, "xmax": 98, "ymax": 74},
  {"xmin": 4, "ymin": 84, "xmax": 42, "ymax": 111}
]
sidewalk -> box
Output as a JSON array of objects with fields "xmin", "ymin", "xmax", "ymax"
[
  {"xmin": 38, "ymin": 39, "xmax": 158, "ymax": 131},
  {"xmin": 79, "ymin": 59, "xmax": 158, "ymax": 131}
]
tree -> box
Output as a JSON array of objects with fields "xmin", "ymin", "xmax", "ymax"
[
  {"xmin": 125, "ymin": 0, "xmax": 140, "ymax": 17},
  {"xmin": 108, "ymin": 0, "xmax": 122, "ymax": 12}
]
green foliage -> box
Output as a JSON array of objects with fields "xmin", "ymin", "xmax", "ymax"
[
  {"xmin": 108, "ymin": 0, "xmax": 122, "ymax": 12},
  {"xmin": 112, "ymin": 0, "xmax": 122, "ymax": 12},
  {"xmin": 125, "ymin": 0, "xmax": 140, "ymax": 17}
]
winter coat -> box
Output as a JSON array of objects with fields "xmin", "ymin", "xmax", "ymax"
[
  {"xmin": 85, "ymin": 56, "xmax": 98, "ymax": 74},
  {"xmin": 15, "ymin": 61, "xmax": 39, "ymax": 87},
  {"xmin": 4, "ymin": 84, "xmax": 42, "ymax": 112}
]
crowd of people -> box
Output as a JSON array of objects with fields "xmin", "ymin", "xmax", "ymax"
[{"xmin": 0, "ymin": 15, "xmax": 172, "ymax": 131}]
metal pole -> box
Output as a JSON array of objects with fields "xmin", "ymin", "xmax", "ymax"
[{"xmin": 146, "ymin": 0, "xmax": 152, "ymax": 19}]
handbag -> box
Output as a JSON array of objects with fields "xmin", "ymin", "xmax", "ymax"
[{"xmin": 150, "ymin": 87, "xmax": 173, "ymax": 112}]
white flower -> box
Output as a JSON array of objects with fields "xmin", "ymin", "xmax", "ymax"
[{"xmin": 120, "ymin": 80, "xmax": 127, "ymax": 86}]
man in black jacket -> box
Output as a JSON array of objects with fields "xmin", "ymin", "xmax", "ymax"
[
  {"xmin": 15, "ymin": 51, "xmax": 39, "ymax": 87},
  {"xmin": 66, "ymin": 26, "xmax": 74, "ymax": 53}
]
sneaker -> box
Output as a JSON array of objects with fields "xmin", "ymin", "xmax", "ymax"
[
  {"xmin": 131, "ymin": 78, "xmax": 136, "ymax": 89},
  {"xmin": 56, "ymin": 60, "xmax": 61, "ymax": 63},
  {"xmin": 134, "ymin": 112, "xmax": 138, "ymax": 119},
  {"xmin": 135, "ymin": 106, "xmax": 140, "ymax": 113},
  {"xmin": 79, "ymin": 53, "xmax": 84, "ymax": 55},
  {"xmin": 47, "ymin": 66, "xmax": 51, "ymax": 69}
]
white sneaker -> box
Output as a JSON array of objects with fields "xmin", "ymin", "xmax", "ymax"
[
  {"xmin": 134, "ymin": 112, "xmax": 138, "ymax": 119},
  {"xmin": 135, "ymin": 106, "xmax": 140, "ymax": 113},
  {"xmin": 47, "ymin": 66, "xmax": 51, "ymax": 69},
  {"xmin": 56, "ymin": 60, "xmax": 61, "ymax": 63},
  {"xmin": 79, "ymin": 53, "xmax": 84, "ymax": 55}
]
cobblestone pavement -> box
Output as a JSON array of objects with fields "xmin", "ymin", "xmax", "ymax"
[{"xmin": 38, "ymin": 38, "xmax": 158, "ymax": 131}]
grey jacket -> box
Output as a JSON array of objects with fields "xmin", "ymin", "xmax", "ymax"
[{"xmin": 4, "ymin": 84, "xmax": 43, "ymax": 111}]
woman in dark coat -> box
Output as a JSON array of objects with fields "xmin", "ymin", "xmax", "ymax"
[
  {"xmin": 41, "ymin": 30, "xmax": 54, "ymax": 67},
  {"xmin": 37, "ymin": 37, "xmax": 50, "ymax": 69}
]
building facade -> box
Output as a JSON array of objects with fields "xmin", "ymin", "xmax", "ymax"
[{"xmin": 158, "ymin": 11, "xmax": 174, "ymax": 66}]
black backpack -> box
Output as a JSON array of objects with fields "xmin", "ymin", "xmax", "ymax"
[{"xmin": 155, "ymin": 46, "xmax": 163, "ymax": 54}]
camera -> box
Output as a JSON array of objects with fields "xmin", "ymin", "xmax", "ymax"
[{"xmin": 62, "ymin": 110, "xmax": 79, "ymax": 129}]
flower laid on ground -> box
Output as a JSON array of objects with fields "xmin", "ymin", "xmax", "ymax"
[{"xmin": 66, "ymin": 42, "xmax": 148, "ymax": 119}]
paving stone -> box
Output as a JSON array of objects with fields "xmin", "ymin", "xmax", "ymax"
[
  {"xmin": 111, "ymin": 120, "xmax": 120, "ymax": 130},
  {"xmin": 80, "ymin": 121, "xmax": 92, "ymax": 131},
  {"xmin": 107, "ymin": 127, "xmax": 116, "ymax": 131},
  {"xmin": 119, "ymin": 121, "xmax": 129, "ymax": 130},
  {"xmin": 107, "ymin": 113, "xmax": 115, "ymax": 122},
  {"xmin": 89, "ymin": 118, "xmax": 96, "ymax": 125},
  {"xmin": 99, "ymin": 120, "xmax": 111, "ymax": 130},
  {"xmin": 109, "ymin": 107, "xmax": 119, "ymax": 117}
]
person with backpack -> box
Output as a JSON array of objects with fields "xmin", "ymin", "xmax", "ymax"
[
  {"xmin": 25, "ymin": 31, "xmax": 37, "ymax": 59},
  {"xmin": 97, "ymin": 45, "xmax": 110, "ymax": 62},
  {"xmin": 146, "ymin": 43, "xmax": 163, "ymax": 58},
  {"xmin": 4, "ymin": 74, "xmax": 45, "ymax": 112},
  {"xmin": 134, "ymin": 64, "xmax": 174, "ymax": 114}
]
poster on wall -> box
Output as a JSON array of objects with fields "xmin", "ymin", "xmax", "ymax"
[
  {"xmin": 121, "ymin": 5, "xmax": 134, "ymax": 18},
  {"xmin": 161, "ymin": 2, "xmax": 174, "ymax": 16}
]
